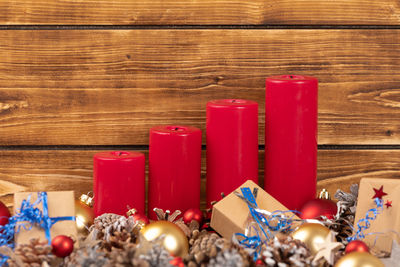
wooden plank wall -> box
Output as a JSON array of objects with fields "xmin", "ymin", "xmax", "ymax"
[{"xmin": 1, "ymin": 1, "xmax": 400, "ymax": 210}]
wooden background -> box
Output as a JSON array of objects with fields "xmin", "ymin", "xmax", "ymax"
[{"xmin": 1, "ymin": 1, "xmax": 400, "ymax": 211}]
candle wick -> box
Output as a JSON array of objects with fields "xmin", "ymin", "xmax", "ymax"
[
  {"xmin": 290, "ymin": 75, "xmax": 294, "ymax": 79},
  {"xmin": 232, "ymin": 100, "xmax": 236, "ymax": 103},
  {"xmin": 175, "ymin": 127, "xmax": 179, "ymax": 131},
  {"xmin": 165, "ymin": 210, "xmax": 170, "ymax": 220}
]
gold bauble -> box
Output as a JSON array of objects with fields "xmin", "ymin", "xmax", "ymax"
[
  {"xmin": 75, "ymin": 199, "xmax": 95, "ymax": 235},
  {"xmin": 335, "ymin": 252, "xmax": 384, "ymax": 267},
  {"xmin": 141, "ymin": 221, "xmax": 189, "ymax": 257},
  {"xmin": 291, "ymin": 223, "xmax": 331, "ymax": 254}
]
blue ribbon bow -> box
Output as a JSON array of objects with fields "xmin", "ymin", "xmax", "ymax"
[
  {"xmin": 235, "ymin": 187, "xmax": 297, "ymax": 260},
  {"xmin": 0, "ymin": 192, "xmax": 75, "ymax": 266}
]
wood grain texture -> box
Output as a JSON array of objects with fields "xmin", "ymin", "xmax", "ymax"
[
  {"xmin": 1, "ymin": 150, "xmax": 399, "ymax": 210},
  {"xmin": 1, "ymin": 30, "xmax": 400, "ymax": 145},
  {"xmin": 1, "ymin": 1, "xmax": 400, "ymax": 25}
]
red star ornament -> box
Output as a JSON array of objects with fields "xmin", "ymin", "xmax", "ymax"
[
  {"xmin": 385, "ymin": 200, "xmax": 392, "ymax": 209},
  {"xmin": 372, "ymin": 185, "xmax": 388, "ymax": 199}
]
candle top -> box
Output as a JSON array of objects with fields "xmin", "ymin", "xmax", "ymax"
[
  {"xmin": 94, "ymin": 151, "xmax": 145, "ymax": 160},
  {"xmin": 266, "ymin": 75, "xmax": 318, "ymax": 84},
  {"xmin": 207, "ymin": 99, "xmax": 258, "ymax": 109},
  {"xmin": 151, "ymin": 125, "xmax": 201, "ymax": 136}
]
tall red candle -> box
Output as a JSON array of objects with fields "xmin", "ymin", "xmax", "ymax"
[
  {"xmin": 148, "ymin": 125, "xmax": 202, "ymax": 220},
  {"xmin": 206, "ymin": 99, "xmax": 258, "ymax": 208},
  {"xmin": 264, "ymin": 75, "xmax": 318, "ymax": 211},
  {"xmin": 93, "ymin": 151, "xmax": 145, "ymax": 217}
]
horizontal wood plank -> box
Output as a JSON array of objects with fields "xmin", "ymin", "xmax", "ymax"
[
  {"xmin": 1, "ymin": 30, "xmax": 400, "ymax": 145},
  {"xmin": 1, "ymin": 1, "xmax": 400, "ymax": 25},
  {"xmin": 1, "ymin": 150, "xmax": 399, "ymax": 211}
]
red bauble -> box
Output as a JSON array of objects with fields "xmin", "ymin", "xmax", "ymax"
[
  {"xmin": 0, "ymin": 201, "xmax": 11, "ymax": 226},
  {"xmin": 255, "ymin": 259, "xmax": 264, "ymax": 266},
  {"xmin": 51, "ymin": 235, "xmax": 74, "ymax": 257},
  {"xmin": 299, "ymin": 199, "xmax": 337, "ymax": 220},
  {"xmin": 131, "ymin": 213, "xmax": 150, "ymax": 225},
  {"xmin": 345, "ymin": 240, "xmax": 370, "ymax": 254},
  {"xmin": 183, "ymin": 208, "xmax": 203, "ymax": 224}
]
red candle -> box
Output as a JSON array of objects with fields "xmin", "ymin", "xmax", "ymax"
[
  {"xmin": 148, "ymin": 125, "xmax": 202, "ymax": 220},
  {"xmin": 264, "ymin": 75, "xmax": 318, "ymax": 211},
  {"xmin": 206, "ymin": 99, "xmax": 259, "ymax": 208},
  {"xmin": 93, "ymin": 151, "xmax": 145, "ymax": 217}
]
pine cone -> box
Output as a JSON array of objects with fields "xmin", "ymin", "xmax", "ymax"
[
  {"xmin": 261, "ymin": 234, "xmax": 312, "ymax": 267},
  {"xmin": 7, "ymin": 238, "xmax": 55, "ymax": 267},
  {"xmin": 190, "ymin": 232, "xmax": 223, "ymax": 257},
  {"xmin": 331, "ymin": 184, "xmax": 359, "ymax": 243},
  {"xmin": 329, "ymin": 214, "xmax": 354, "ymax": 243},
  {"xmin": 208, "ymin": 249, "xmax": 244, "ymax": 267},
  {"xmin": 88, "ymin": 213, "xmax": 137, "ymax": 241},
  {"xmin": 62, "ymin": 245, "xmax": 109, "ymax": 267},
  {"xmin": 99, "ymin": 228, "xmax": 140, "ymax": 252},
  {"xmin": 105, "ymin": 243, "xmax": 139, "ymax": 267},
  {"xmin": 106, "ymin": 237, "xmax": 175, "ymax": 267},
  {"xmin": 186, "ymin": 231, "xmax": 252, "ymax": 267},
  {"xmin": 153, "ymin": 208, "xmax": 191, "ymax": 237},
  {"xmin": 138, "ymin": 243, "xmax": 175, "ymax": 267}
]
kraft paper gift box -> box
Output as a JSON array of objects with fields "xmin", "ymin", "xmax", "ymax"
[
  {"xmin": 353, "ymin": 178, "xmax": 400, "ymax": 255},
  {"xmin": 14, "ymin": 191, "xmax": 77, "ymax": 245},
  {"xmin": 210, "ymin": 180, "xmax": 299, "ymax": 239}
]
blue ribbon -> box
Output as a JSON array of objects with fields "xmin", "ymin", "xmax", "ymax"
[
  {"xmin": 235, "ymin": 187, "xmax": 297, "ymax": 260},
  {"xmin": 239, "ymin": 187, "xmax": 273, "ymax": 242},
  {"xmin": 0, "ymin": 192, "xmax": 75, "ymax": 266},
  {"xmin": 347, "ymin": 197, "xmax": 383, "ymax": 242},
  {"xmin": 35, "ymin": 192, "xmax": 76, "ymax": 244}
]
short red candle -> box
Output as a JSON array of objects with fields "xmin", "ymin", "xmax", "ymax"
[
  {"xmin": 93, "ymin": 151, "xmax": 145, "ymax": 217},
  {"xmin": 264, "ymin": 75, "xmax": 318, "ymax": 211},
  {"xmin": 148, "ymin": 125, "xmax": 202, "ymax": 220},
  {"xmin": 206, "ymin": 99, "xmax": 259, "ymax": 208}
]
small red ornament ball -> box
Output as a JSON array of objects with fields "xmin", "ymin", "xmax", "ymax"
[
  {"xmin": 300, "ymin": 199, "xmax": 337, "ymax": 220},
  {"xmin": 345, "ymin": 240, "xmax": 370, "ymax": 254},
  {"xmin": 131, "ymin": 213, "xmax": 150, "ymax": 225},
  {"xmin": 51, "ymin": 235, "xmax": 74, "ymax": 258},
  {"xmin": 0, "ymin": 201, "xmax": 11, "ymax": 226},
  {"xmin": 183, "ymin": 208, "xmax": 203, "ymax": 224}
]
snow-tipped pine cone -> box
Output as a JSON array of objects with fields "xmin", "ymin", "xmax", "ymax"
[
  {"xmin": 208, "ymin": 249, "xmax": 244, "ymax": 267},
  {"xmin": 88, "ymin": 213, "xmax": 138, "ymax": 241},
  {"xmin": 261, "ymin": 234, "xmax": 312, "ymax": 267},
  {"xmin": 62, "ymin": 245, "xmax": 109, "ymax": 267}
]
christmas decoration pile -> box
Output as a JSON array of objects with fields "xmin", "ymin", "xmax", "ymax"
[{"xmin": 1, "ymin": 180, "xmax": 400, "ymax": 267}]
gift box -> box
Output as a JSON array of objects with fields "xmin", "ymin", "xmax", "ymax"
[
  {"xmin": 353, "ymin": 178, "xmax": 400, "ymax": 255},
  {"xmin": 210, "ymin": 180, "xmax": 299, "ymax": 239},
  {"xmin": 14, "ymin": 191, "xmax": 77, "ymax": 245}
]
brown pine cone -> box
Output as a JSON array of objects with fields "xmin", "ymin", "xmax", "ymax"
[
  {"xmin": 329, "ymin": 216, "xmax": 354, "ymax": 243},
  {"xmin": 152, "ymin": 208, "xmax": 192, "ymax": 237},
  {"xmin": 185, "ymin": 231, "xmax": 253, "ymax": 267},
  {"xmin": 7, "ymin": 238, "xmax": 55, "ymax": 267},
  {"xmin": 105, "ymin": 243, "xmax": 139, "ymax": 267},
  {"xmin": 261, "ymin": 234, "xmax": 312, "ymax": 267},
  {"xmin": 99, "ymin": 228, "xmax": 140, "ymax": 252},
  {"xmin": 331, "ymin": 184, "xmax": 359, "ymax": 244}
]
